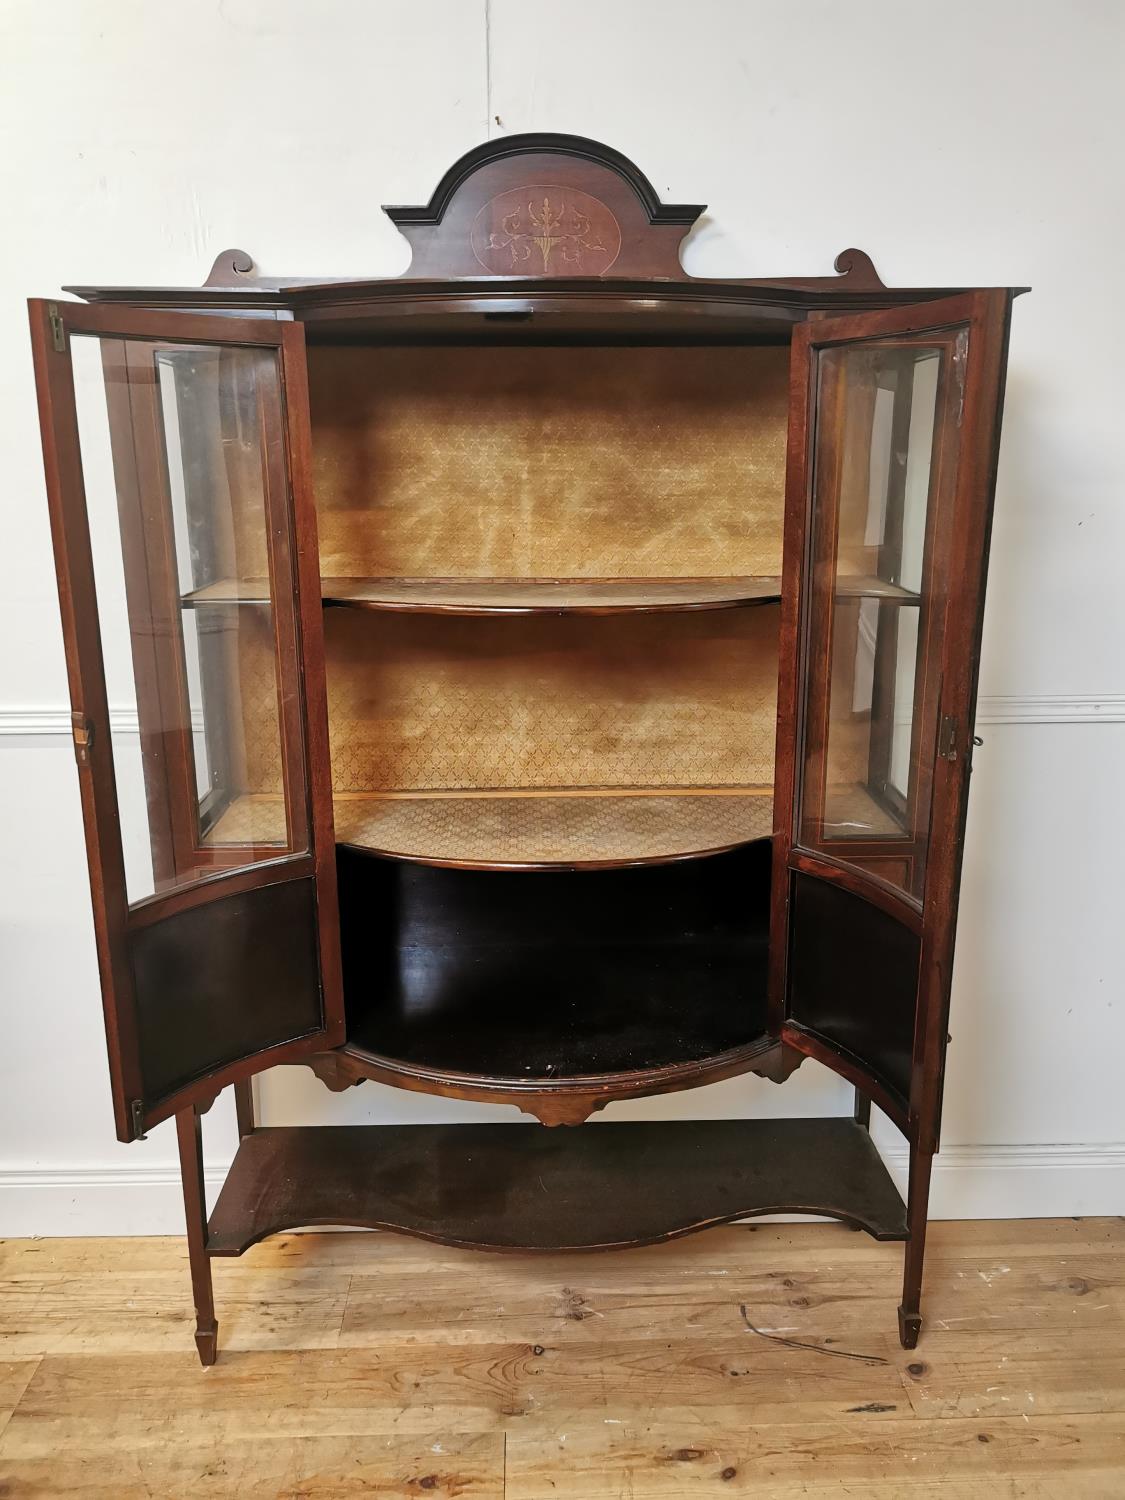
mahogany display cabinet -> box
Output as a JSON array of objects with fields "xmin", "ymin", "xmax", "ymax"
[{"xmin": 29, "ymin": 134, "xmax": 1021, "ymax": 1364}]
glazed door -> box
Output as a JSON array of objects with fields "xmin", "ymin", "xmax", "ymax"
[
  {"xmin": 30, "ymin": 301, "xmax": 343, "ymax": 1141},
  {"xmin": 771, "ymin": 292, "xmax": 1010, "ymax": 1140}
]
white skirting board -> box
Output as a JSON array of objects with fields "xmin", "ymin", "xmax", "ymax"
[{"xmin": 1, "ymin": 1141, "xmax": 1123, "ymax": 1238}]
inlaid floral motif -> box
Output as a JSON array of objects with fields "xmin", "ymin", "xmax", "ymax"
[{"xmin": 472, "ymin": 185, "xmax": 622, "ymax": 275}]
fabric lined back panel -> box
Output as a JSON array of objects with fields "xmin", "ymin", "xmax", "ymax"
[
  {"xmin": 324, "ymin": 606, "xmax": 779, "ymax": 792},
  {"xmin": 307, "ymin": 344, "xmax": 789, "ymax": 579}
]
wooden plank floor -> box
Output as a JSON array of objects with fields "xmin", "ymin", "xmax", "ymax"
[{"xmin": 2, "ymin": 1218, "xmax": 1124, "ymax": 1496}]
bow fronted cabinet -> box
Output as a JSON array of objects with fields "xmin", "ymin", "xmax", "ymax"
[{"xmin": 29, "ymin": 135, "xmax": 1022, "ymax": 1363}]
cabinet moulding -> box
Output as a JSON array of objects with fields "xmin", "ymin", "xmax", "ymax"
[
  {"xmin": 0, "ymin": 705, "xmax": 202, "ymax": 737},
  {"xmin": 5, "ymin": 696, "xmax": 1123, "ymax": 740}
]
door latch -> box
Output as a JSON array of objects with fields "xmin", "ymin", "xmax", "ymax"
[
  {"xmin": 48, "ymin": 302, "xmax": 66, "ymax": 353},
  {"xmin": 937, "ymin": 714, "xmax": 959, "ymax": 761},
  {"xmin": 130, "ymin": 1100, "xmax": 147, "ymax": 1141},
  {"xmin": 71, "ymin": 711, "xmax": 94, "ymax": 767}
]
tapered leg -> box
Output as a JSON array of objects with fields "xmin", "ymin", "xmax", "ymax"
[
  {"xmin": 233, "ymin": 1076, "xmax": 256, "ymax": 1139},
  {"xmin": 898, "ymin": 1143, "xmax": 935, "ymax": 1349},
  {"xmin": 175, "ymin": 1105, "xmax": 217, "ymax": 1366}
]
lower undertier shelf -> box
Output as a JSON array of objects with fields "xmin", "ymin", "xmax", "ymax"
[{"xmin": 206, "ymin": 1119, "xmax": 909, "ymax": 1256}]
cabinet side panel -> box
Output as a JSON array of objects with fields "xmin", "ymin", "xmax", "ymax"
[
  {"xmin": 787, "ymin": 871, "xmax": 919, "ymax": 1108},
  {"xmin": 131, "ymin": 878, "xmax": 322, "ymax": 1103}
]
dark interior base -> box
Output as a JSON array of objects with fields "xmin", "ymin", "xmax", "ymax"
[
  {"xmin": 206, "ymin": 1118, "xmax": 908, "ymax": 1256},
  {"xmin": 337, "ymin": 841, "xmax": 772, "ymax": 1079}
]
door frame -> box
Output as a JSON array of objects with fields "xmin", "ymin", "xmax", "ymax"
[
  {"xmin": 29, "ymin": 299, "xmax": 343, "ymax": 1141},
  {"xmin": 769, "ymin": 290, "xmax": 1013, "ymax": 1145}
]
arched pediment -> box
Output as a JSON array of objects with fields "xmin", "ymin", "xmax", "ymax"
[{"xmin": 383, "ymin": 132, "xmax": 705, "ymax": 279}]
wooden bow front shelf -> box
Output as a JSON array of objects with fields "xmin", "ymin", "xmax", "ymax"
[
  {"xmin": 203, "ymin": 788, "xmax": 773, "ymax": 869},
  {"xmin": 333, "ymin": 788, "xmax": 774, "ymax": 868},
  {"xmin": 182, "ymin": 573, "xmax": 917, "ymax": 612},
  {"xmin": 320, "ymin": 575, "xmax": 784, "ymax": 613},
  {"xmin": 32, "ymin": 129, "xmax": 1019, "ymax": 1364}
]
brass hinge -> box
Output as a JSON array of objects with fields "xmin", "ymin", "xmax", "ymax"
[
  {"xmin": 953, "ymin": 326, "xmax": 969, "ymax": 426},
  {"xmin": 937, "ymin": 714, "xmax": 959, "ymax": 761},
  {"xmin": 130, "ymin": 1099, "xmax": 147, "ymax": 1141},
  {"xmin": 48, "ymin": 302, "xmax": 66, "ymax": 353},
  {"xmin": 71, "ymin": 711, "xmax": 94, "ymax": 766}
]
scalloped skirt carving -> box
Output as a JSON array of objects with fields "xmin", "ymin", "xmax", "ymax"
[{"xmin": 305, "ymin": 1035, "xmax": 780, "ymax": 1125}]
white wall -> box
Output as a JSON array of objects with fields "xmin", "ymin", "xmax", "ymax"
[{"xmin": 1, "ymin": 0, "xmax": 1122, "ymax": 1233}]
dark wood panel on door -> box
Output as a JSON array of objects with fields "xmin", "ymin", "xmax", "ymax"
[
  {"xmin": 132, "ymin": 876, "xmax": 323, "ymax": 1102},
  {"xmin": 786, "ymin": 869, "xmax": 919, "ymax": 1113}
]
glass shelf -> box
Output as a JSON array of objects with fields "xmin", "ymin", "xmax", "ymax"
[
  {"xmin": 820, "ymin": 781, "xmax": 907, "ymax": 839},
  {"xmin": 834, "ymin": 575, "xmax": 921, "ymax": 603},
  {"xmin": 181, "ymin": 578, "xmax": 270, "ymax": 607}
]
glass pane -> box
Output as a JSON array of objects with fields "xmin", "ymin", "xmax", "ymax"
[
  {"xmin": 799, "ymin": 334, "xmax": 964, "ymax": 900},
  {"xmin": 72, "ymin": 334, "xmax": 306, "ymax": 903}
]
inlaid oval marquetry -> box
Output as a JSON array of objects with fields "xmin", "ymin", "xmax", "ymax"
[{"xmin": 471, "ymin": 185, "xmax": 622, "ymax": 275}]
